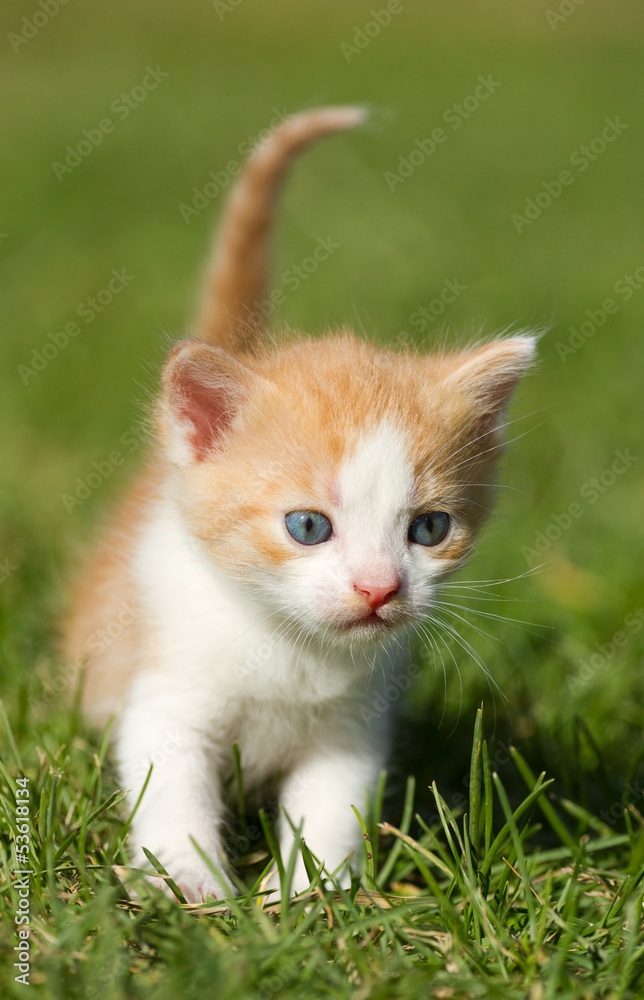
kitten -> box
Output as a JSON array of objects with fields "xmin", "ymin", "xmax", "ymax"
[{"xmin": 64, "ymin": 106, "xmax": 535, "ymax": 903}]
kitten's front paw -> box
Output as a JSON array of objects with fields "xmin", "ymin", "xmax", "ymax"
[
  {"xmin": 147, "ymin": 868, "xmax": 232, "ymax": 904},
  {"xmin": 131, "ymin": 848, "xmax": 234, "ymax": 904}
]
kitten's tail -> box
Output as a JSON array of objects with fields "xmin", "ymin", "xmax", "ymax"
[{"xmin": 194, "ymin": 106, "xmax": 366, "ymax": 354}]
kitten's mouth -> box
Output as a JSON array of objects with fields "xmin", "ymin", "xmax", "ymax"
[
  {"xmin": 363, "ymin": 612, "xmax": 387, "ymax": 624},
  {"xmin": 342, "ymin": 609, "xmax": 397, "ymax": 633},
  {"xmin": 349, "ymin": 600, "xmax": 424, "ymax": 636},
  {"xmin": 324, "ymin": 605, "xmax": 414, "ymax": 640}
]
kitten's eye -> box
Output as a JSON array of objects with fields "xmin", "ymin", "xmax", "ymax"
[
  {"xmin": 409, "ymin": 512, "xmax": 450, "ymax": 547},
  {"xmin": 285, "ymin": 511, "xmax": 333, "ymax": 546}
]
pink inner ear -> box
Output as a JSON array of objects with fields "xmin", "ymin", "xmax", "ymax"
[{"xmin": 172, "ymin": 365, "xmax": 237, "ymax": 461}]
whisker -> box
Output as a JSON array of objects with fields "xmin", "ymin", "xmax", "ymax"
[
  {"xmin": 413, "ymin": 622, "xmax": 449, "ymax": 729},
  {"xmin": 435, "ymin": 590, "xmax": 522, "ymax": 604},
  {"xmin": 420, "ymin": 619, "xmax": 464, "ymax": 735},
  {"xmin": 427, "ymin": 610, "xmax": 508, "ymax": 710},
  {"xmin": 437, "ymin": 564, "xmax": 547, "ymax": 589},
  {"xmin": 431, "ymin": 603, "xmax": 501, "ymax": 647},
  {"xmin": 432, "ymin": 599, "xmax": 551, "ymax": 637},
  {"xmin": 459, "ymin": 481, "xmax": 542, "ymax": 501},
  {"xmin": 445, "ymin": 419, "xmax": 549, "ymax": 480},
  {"xmin": 429, "ymin": 403, "xmax": 553, "ymax": 477},
  {"xmin": 429, "ymin": 604, "xmax": 504, "ymax": 734}
]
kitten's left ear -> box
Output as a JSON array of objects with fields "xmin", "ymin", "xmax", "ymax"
[
  {"xmin": 159, "ymin": 340, "xmax": 265, "ymax": 465},
  {"xmin": 444, "ymin": 335, "xmax": 536, "ymax": 437}
]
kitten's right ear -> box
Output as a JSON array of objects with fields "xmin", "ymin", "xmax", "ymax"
[{"xmin": 159, "ymin": 341, "xmax": 260, "ymax": 465}]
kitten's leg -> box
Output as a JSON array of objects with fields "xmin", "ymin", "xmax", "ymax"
[
  {"xmin": 275, "ymin": 746, "xmax": 382, "ymax": 897},
  {"xmin": 117, "ymin": 689, "xmax": 232, "ymax": 903}
]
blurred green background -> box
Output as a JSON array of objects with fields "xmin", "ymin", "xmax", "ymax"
[{"xmin": 1, "ymin": 0, "xmax": 643, "ymax": 816}]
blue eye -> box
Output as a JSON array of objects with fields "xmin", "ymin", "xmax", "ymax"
[
  {"xmin": 285, "ymin": 511, "xmax": 333, "ymax": 546},
  {"xmin": 409, "ymin": 512, "xmax": 450, "ymax": 547}
]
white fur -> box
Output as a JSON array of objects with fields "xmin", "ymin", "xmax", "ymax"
[
  {"xmin": 335, "ymin": 423, "xmax": 414, "ymax": 588},
  {"xmin": 118, "ymin": 422, "xmax": 447, "ymax": 902}
]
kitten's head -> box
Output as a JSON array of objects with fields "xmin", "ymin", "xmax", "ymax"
[{"xmin": 158, "ymin": 332, "xmax": 535, "ymax": 643}]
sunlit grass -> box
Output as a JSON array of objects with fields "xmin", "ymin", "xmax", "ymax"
[
  {"xmin": 1, "ymin": 0, "xmax": 644, "ymax": 996},
  {"xmin": 2, "ymin": 702, "xmax": 644, "ymax": 998}
]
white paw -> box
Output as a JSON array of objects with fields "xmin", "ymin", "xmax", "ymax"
[
  {"xmin": 147, "ymin": 868, "xmax": 232, "ymax": 904},
  {"xmin": 130, "ymin": 848, "xmax": 234, "ymax": 903}
]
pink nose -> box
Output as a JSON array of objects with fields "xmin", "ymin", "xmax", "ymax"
[{"xmin": 353, "ymin": 581, "xmax": 400, "ymax": 612}]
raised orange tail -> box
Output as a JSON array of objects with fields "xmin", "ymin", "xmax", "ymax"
[{"xmin": 194, "ymin": 106, "xmax": 366, "ymax": 354}]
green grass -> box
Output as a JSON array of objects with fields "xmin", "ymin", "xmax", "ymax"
[
  {"xmin": 2, "ymin": 704, "xmax": 644, "ymax": 998},
  {"xmin": 2, "ymin": 0, "xmax": 644, "ymax": 996}
]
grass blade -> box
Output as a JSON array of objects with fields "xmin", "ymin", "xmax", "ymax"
[{"xmin": 468, "ymin": 704, "xmax": 484, "ymax": 855}]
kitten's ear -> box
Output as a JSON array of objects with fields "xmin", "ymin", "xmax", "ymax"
[
  {"xmin": 444, "ymin": 335, "xmax": 536, "ymax": 437},
  {"xmin": 159, "ymin": 341, "xmax": 261, "ymax": 464}
]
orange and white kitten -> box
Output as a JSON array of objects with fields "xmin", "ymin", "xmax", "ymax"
[{"xmin": 65, "ymin": 107, "xmax": 535, "ymax": 903}]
